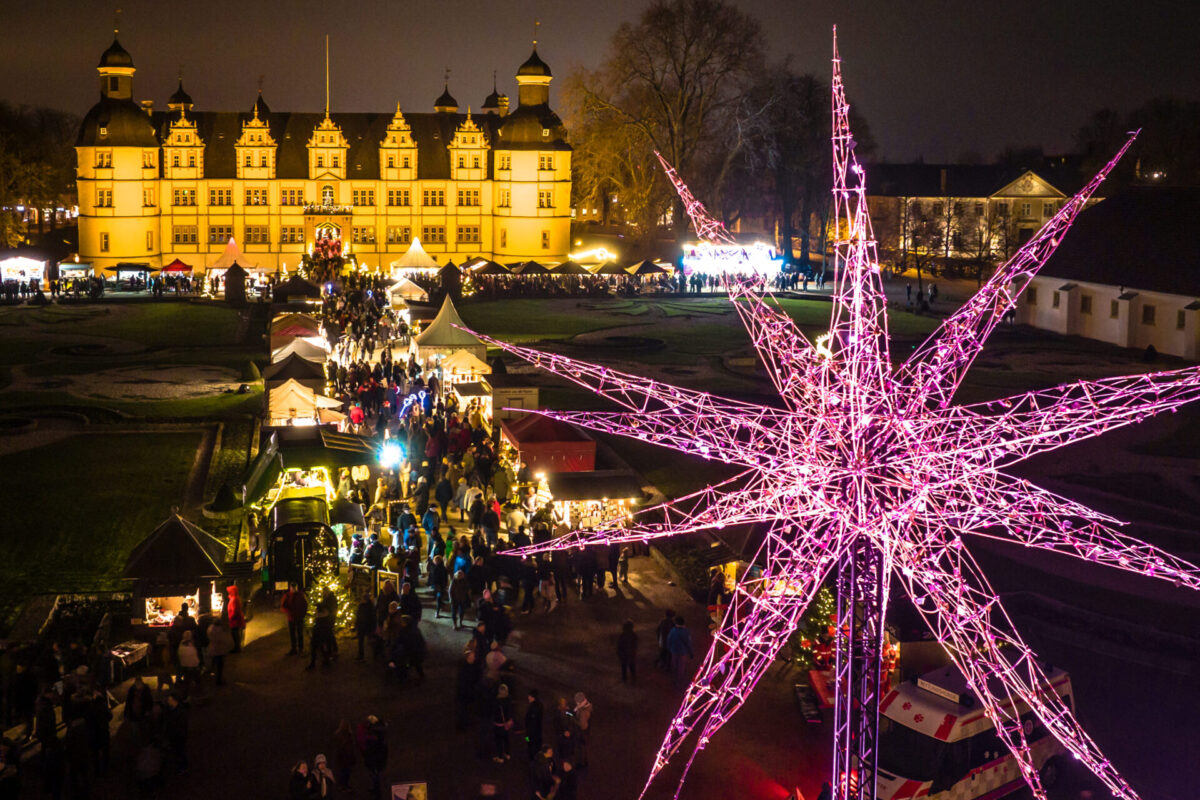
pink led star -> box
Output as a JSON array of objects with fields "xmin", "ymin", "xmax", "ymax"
[{"xmin": 463, "ymin": 30, "xmax": 1200, "ymax": 800}]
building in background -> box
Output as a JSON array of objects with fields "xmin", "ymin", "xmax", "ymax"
[
  {"xmin": 1016, "ymin": 187, "xmax": 1200, "ymax": 359},
  {"xmin": 75, "ymin": 36, "xmax": 572, "ymax": 274}
]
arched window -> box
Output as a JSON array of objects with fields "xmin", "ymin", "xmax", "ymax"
[{"xmin": 321, "ymin": 185, "xmax": 334, "ymax": 205}]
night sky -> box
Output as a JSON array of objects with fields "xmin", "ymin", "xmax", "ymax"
[{"xmin": 4, "ymin": 0, "xmax": 1198, "ymax": 161}]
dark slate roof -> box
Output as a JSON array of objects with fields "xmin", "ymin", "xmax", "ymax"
[
  {"xmin": 169, "ymin": 80, "xmax": 192, "ymax": 107},
  {"xmin": 1039, "ymin": 187, "xmax": 1200, "ymax": 296},
  {"xmin": 98, "ymin": 38, "xmax": 133, "ymax": 69},
  {"xmin": 865, "ymin": 162, "xmax": 1085, "ymax": 198},
  {"xmin": 547, "ymin": 470, "xmax": 644, "ymax": 502},
  {"xmin": 253, "ymin": 93, "xmax": 271, "ymax": 117},
  {"xmin": 518, "ymin": 48, "xmax": 551, "ymax": 77},
  {"xmin": 146, "ymin": 110, "xmax": 511, "ymax": 179},
  {"xmin": 122, "ymin": 514, "xmax": 226, "ymax": 581},
  {"xmin": 77, "ymin": 95, "xmax": 158, "ymax": 147},
  {"xmin": 495, "ymin": 103, "xmax": 571, "ymax": 151},
  {"xmin": 482, "ymin": 89, "xmax": 505, "ymax": 110}
]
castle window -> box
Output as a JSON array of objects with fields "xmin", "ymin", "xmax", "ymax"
[
  {"xmin": 422, "ymin": 189, "xmax": 445, "ymax": 207},
  {"xmin": 244, "ymin": 153, "xmax": 253, "ymax": 167},
  {"xmin": 402, "ymin": 155, "xmax": 410, "ymax": 169},
  {"xmin": 143, "ymin": 188, "xmax": 155, "ymax": 207},
  {"xmin": 457, "ymin": 225, "xmax": 480, "ymax": 244},
  {"xmin": 538, "ymin": 190, "xmax": 553, "ymax": 209},
  {"xmin": 172, "ymin": 189, "xmax": 196, "ymax": 206},
  {"xmin": 316, "ymin": 155, "xmax": 325, "ymax": 168},
  {"xmin": 1020, "ymin": 202, "xmax": 1032, "ymax": 217},
  {"xmin": 541, "ymin": 230, "xmax": 550, "ymax": 250},
  {"xmin": 95, "ymin": 151, "xmax": 113, "ymax": 168},
  {"xmin": 1043, "ymin": 202, "xmax": 1055, "ymax": 217},
  {"xmin": 1142, "ymin": 304, "xmax": 1156, "ymax": 326},
  {"xmin": 538, "ymin": 154, "xmax": 554, "ymax": 171},
  {"xmin": 244, "ymin": 225, "xmax": 269, "ymax": 245},
  {"xmin": 498, "ymin": 189, "xmax": 511, "ymax": 208},
  {"xmin": 332, "ymin": 155, "xmax": 340, "ymax": 168},
  {"xmin": 209, "ymin": 225, "xmax": 232, "ymax": 244},
  {"xmin": 321, "ymin": 185, "xmax": 335, "ymax": 205},
  {"xmin": 472, "ymin": 156, "xmax": 480, "ymax": 169},
  {"xmin": 281, "ymin": 188, "xmax": 304, "ymax": 206},
  {"xmin": 499, "ymin": 154, "xmax": 511, "ymax": 171},
  {"xmin": 96, "ymin": 189, "xmax": 113, "ymax": 208},
  {"xmin": 352, "ymin": 189, "xmax": 376, "ymax": 207},
  {"xmin": 974, "ymin": 202, "xmax": 984, "ymax": 215},
  {"xmin": 209, "ymin": 188, "xmax": 232, "ymax": 206},
  {"xmin": 108, "ymin": 77, "xmax": 119, "ymax": 92},
  {"xmin": 1080, "ymin": 294, "xmax": 1092, "ymax": 315},
  {"xmin": 421, "ymin": 225, "xmax": 446, "ymax": 244},
  {"xmin": 245, "ymin": 188, "xmax": 269, "ymax": 206},
  {"xmin": 457, "ymin": 155, "xmax": 465, "ymax": 169},
  {"xmin": 146, "ymin": 231, "xmax": 154, "ymax": 251},
  {"xmin": 172, "ymin": 153, "xmax": 180, "ymax": 168},
  {"xmin": 100, "ymin": 232, "xmax": 109, "ymax": 252},
  {"xmin": 142, "ymin": 151, "xmax": 155, "ymax": 169},
  {"xmin": 352, "ymin": 226, "xmax": 376, "ymax": 244},
  {"xmin": 281, "ymin": 226, "xmax": 304, "ymax": 244},
  {"xmin": 1052, "ymin": 291, "xmax": 1060, "ymax": 309},
  {"xmin": 187, "ymin": 153, "xmax": 196, "ymax": 168},
  {"xmin": 172, "ymin": 225, "xmax": 198, "ymax": 244},
  {"xmin": 1178, "ymin": 310, "xmax": 1187, "ymax": 330},
  {"xmin": 1110, "ymin": 300, "xmax": 1120, "ymax": 319},
  {"xmin": 387, "ymin": 155, "xmax": 395, "ymax": 169},
  {"xmin": 457, "ymin": 189, "xmax": 480, "ymax": 207},
  {"xmin": 387, "ymin": 189, "xmax": 410, "ymax": 207},
  {"xmin": 387, "ymin": 226, "xmax": 411, "ymax": 245}
]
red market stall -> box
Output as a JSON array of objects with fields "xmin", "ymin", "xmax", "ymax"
[{"xmin": 500, "ymin": 415, "xmax": 597, "ymax": 473}]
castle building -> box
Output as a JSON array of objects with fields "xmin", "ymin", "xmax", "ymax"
[{"xmin": 75, "ymin": 37, "xmax": 572, "ymax": 275}]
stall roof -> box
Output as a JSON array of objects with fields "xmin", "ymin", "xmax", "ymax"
[
  {"xmin": 161, "ymin": 258, "xmax": 193, "ymax": 273},
  {"xmin": 414, "ymin": 295, "xmax": 486, "ymax": 350},
  {"xmin": 272, "ymin": 338, "xmax": 327, "ymax": 363},
  {"xmin": 275, "ymin": 274, "xmax": 321, "ymax": 299},
  {"xmin": 263, "ymin": 352, "xmax": 326, "ymax": 383},
  {"xmin": 275, "ymin": 425, "xmax": 378, "ymax": 469},
  {"xmin": 390, "ymin": 237, "xmax": 440, "ymax": 270},
  {"xmin": 593, "ymin": 260, "xmax": 629, "ymax": 275},
  {"xmin": 208, "ymin": 237, "xmax": 258, "ymax": 271},
  {"xmin": 629, "ymin": 259, "xmax": 669, "ymax": 275},
  {"xmin": 551, "ymin": 260, "xmax": 590, "ymax": 275},
  {"xmin": 453, "ymin": 380, "xmax": 491, "ymax": 397},
  {"xmin": 271, "ymin": 312, "xmax": 321, "ymax": 335},
  {"xmin": 501, "ymin": 414, "xmax": 593, "ymax": 444},
  {"xmin": 442, "ymin": 348, "xmax": 491, "ymax": 376},
  {"xmin": 473, "ymin": 260, "xmax": 511, "ymax": 275},
  {"xmin": 123, "ymin": 513, "xmax": 227, "ymax": 581},
  {"xmin": 547, "ymin": 470, "xmax": 645, "ymax": 502}
]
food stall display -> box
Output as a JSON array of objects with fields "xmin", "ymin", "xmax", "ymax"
[
  {"xmin": 543, "ymin": 470, "xmax": 645, "ymax": 530},
  {"xmin": 122, "ymin": 514, "xmax": 228, "ymax": 625},
  {"xmin": 143, "ymin": 584, "xmax": 224, "ymax": 626}
]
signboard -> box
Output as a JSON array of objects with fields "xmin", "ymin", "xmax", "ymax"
[
  {"xmin": 917, "ymin": 676, "xmax": 965, "ymax": 706},
  {"xmin": 391, "ymin": 782, "xmax": 428, "ymax": 800},
  {"xmin": 376, "ymin": 569, "xmax": 401, "ymax": 595}
]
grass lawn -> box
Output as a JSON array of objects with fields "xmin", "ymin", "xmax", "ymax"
[
  {"xmin": 0, "ymin": 387, "xmax": 263, "ymax": 419},
  {"xmin": 0, "ymin": 432, "xmax": 200, "ymax": 625},
  {"xmin": 70, "ymin": 302, "xmax": 243, "ymax": 347},
  {"xmin": 459, "ymin": 300, "xmax": 632, "ymax": 341}
]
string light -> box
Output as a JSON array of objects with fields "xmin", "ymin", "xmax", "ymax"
[{"xmin": 458, "ymin": 31, "xmax": 1194, "ymax": 800}]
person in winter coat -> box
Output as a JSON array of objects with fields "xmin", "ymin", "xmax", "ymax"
[
  {"xmin": 491, "ymin": 684, "xmax": 514, "ymax": 762},
  {"xmin": 281, "ymin": 584, "xmax": 308, "ymax": 655},
  {"xmin": 225, "ymin": 585, "xmax": 246, "ymax": 653},
  {"xmin": 449, "ymin": 570, "xmax": 471, "ymax": 630},
  {"xmin": 311, "ymin": 753, "xmax": 335, "ymax": 797},
  {"xmin": 176, "ymin": 630, "xmax": 201, "ymax": 689},
  {"xmin": 358, "ymin": 715, "xmax": 387, "ymax": 800},
  {"xmin": 454, "ymin": 650, "xmax": 481, "ymax": 731},
  {"xmin": 654, "ymin": 609, "xmax": 675, "ymax": 672},
  {"xmin": 207, "ymin": 618, "xmax": 233, "ymax": 686},
  {"xmin": 428, "ymin": 555, "xmax": 449, "ymax": 618},
  {"xmin": 354, "ymin": 593, "xmax": 376, "ymax": 661},
  {"xmin": 163, "ymin": 693, "xmax": 189, "ymax": 773},
  {"xmin": 617, "ymin": 619, "xmax": 638, "ymax": 683},
  {"xmin": 288, "ymin": 761, "xmax": 313, "ymax": 800},
  {"xmin": 666, "ymin": 616, "xmax": 694, "ymax": 690},
  {"xmin": 307, "ymin": 592, "xmax": 337, "ymax": 670},
  {"xmin": 571, "ymin": 692, "xmax": 592, "ymax": 768},
  {"xmin": 398, "ymin": 582, "xmax": 422, "ymax": 622},
  {"xmin": 332, "ymin": 719, "xmax": 357, "ymax": 791},
  {"xmin": 523, "ymin": 688, "xmax": 544, "ymax": 760}
]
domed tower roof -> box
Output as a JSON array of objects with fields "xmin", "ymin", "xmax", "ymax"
[
  {"xmin": 482, "ymin": 88, "xmax": 504, "ymax": 110},
  {"xmin": 76, "ymin": 97, "xmax": 158, "ymax": 147},
  {"xmin": 434, "ymin": 85, "xmax": 458, "ymax": 113},
  {"xmin": 98, "ymin": 38, "xmax": 134, "ymax": 69},
  {"xmin": 517, "ymin": 48, "xmax": 551, "ymax": 78},
  {"xmin": 168, "ymin": 79, "xmax": 193, "ymax": 112}
]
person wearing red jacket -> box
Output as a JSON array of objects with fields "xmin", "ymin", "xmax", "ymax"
[{"xmin": 226, "ymin": 585, "xmax": 246, "ymax": 653}]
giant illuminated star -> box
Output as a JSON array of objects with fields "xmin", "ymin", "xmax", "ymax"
[{"xmin": 466, "ymin": 31, "xmax": 1200, "ymax": 800}]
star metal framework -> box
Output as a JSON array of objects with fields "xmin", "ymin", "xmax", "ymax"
[{"xmin": 466, "ymin": 30, "xmax": 1200, "ymax": 800}]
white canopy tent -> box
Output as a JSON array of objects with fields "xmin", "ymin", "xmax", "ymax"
[
  {"xmin": 207, "ymin": 237, "xmax": 259, "ymax": 273},
  {"xmin": 412, "ymin": 295, "xmax": 487, "ymax": 364},
  {"xmin": 271, "ymin": 338, "xmax": 329, "ymax": 364},
  {"xmin": 387, "ymin": 277, "xmax": 429, "ymax": 304},
  {"xmin": 267, "ymin": 378, "xmax": 343, "ymax": 427},
  {"xmin": 389, "ymin": 238, "xmax": 439, "ymax": 273},
  {"xmin": 440, "ymin": 349, "xmax": 492, "ymax": 383}
]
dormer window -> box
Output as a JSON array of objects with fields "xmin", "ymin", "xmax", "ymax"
[
  {"xmin": 317, "ymin": 155, "xmax": 324, "ymax": 168},
  {"xmin": 99, "ymin": 127, "xmax": 108, "ymax": 137}
]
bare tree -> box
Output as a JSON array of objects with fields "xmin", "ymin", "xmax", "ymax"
[{"xmin": 576, "ymin": 0, "xmax": 765, "ymax": 241}]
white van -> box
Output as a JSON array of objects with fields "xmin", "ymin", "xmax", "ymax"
[{"xmin": 875, "ymin": 664, "xmax": 1071, "ymax": 799}]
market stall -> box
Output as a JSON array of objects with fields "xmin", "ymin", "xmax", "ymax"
[
  {"xmin": 274, "ymin": 274, "xmax": 322, "ymax": 304},
  {"xmin": 387, "ymin": 277, "xmax": 429, "ymax": 305},
  {"xmin": 267, "ymin": 377, "xmax": 344, "ymax": 427},
  {"xmin": 122, "ymin": 513, "xmax": 227, "ymax": 626},
  {"xmin": 411, "ymin": 295, "xmax": 487, "ymax": 365},
  {"xmin": 441, "ymin": 349, "xmax": 491, "ymax": 384},
  {"xmin": 272, "ymin": 337, "xmax": 328, "ymax": 364},
  {"xmin": 0, "ymin": 254, "xmax": 47, "ymax": 283},
  {"xmin": 500, "ymin": 415, "xmax": 597, "ymax": 473},
  {"xmin": 544, "ymin": 470, "xmax": 645, "ymax": 530},
  {"xmin": 451, "ymin": 380, "xmax": 493, "ymax": 423},
  {"xmin": 389, "ymin": 238, "xmax": 440, "ymax": 276},
  {"xmin": 263, "ymin": 352, "xmax": 327, "ymax": 393}
]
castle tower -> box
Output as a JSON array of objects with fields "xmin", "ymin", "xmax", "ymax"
[{"xmin": 76, "ymin": 35, "xmax": 161, "ymax": 272}]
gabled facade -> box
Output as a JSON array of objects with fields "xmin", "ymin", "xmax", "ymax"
[{"xmin": 75, "ymin": 37, "xmax": 572, "ymax": 273}]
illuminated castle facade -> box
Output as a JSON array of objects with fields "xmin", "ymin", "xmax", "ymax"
[{"xmin": 75, "ymin": 37, "xmax": 572, "ymax": 274}]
